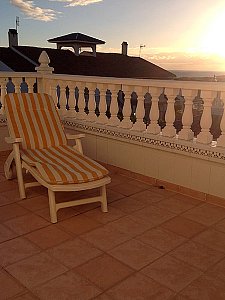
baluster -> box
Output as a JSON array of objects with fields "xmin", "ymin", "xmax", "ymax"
[
  {"xmin": 76, "ymin": 83, "xmax": 86, "ymax": 121},
  {"xmin": 58, "ymin": 81, "xmax": 67, "ymax": 117},
  {"xmin": 26, "ymin": 78, "xmax": 36, "ymax": 93},
  {"xmin": 146, "ymin": 87, "xmax": 161, "ymax": 135},
  {"xmin": 96, "ymin": 84, "xmax": 107, "ymax": 124},
  {"xmin": 161, "ymin": 88, "xmax": 176, "ymax": 137},
  {"xmin": 0, "ymin": 78, "xmax": 7, "ymax": 114},
  {"xmin": 107, "ymin": 84, "xmax": 120, "ymax": 127},
  {"xmin": 49, "ymin": 80, "xmax": 58, "ymax": 106},
  {"xmin": 178, "ymin": 89, "xmax": 194, "ymax": 140},
  {"xmin": 173, "ymin": 89, "xmax": 185, "ymax": 138},
  {"xmin": 131, "ymin": 87, "xmax": 146, "ymax": 132},
  {"xmin": 197, "ymin": 90, "xmax": 213, "ymax": 144},
  {"xmin": 13, "ymin": 78, "xmax": 21, "ymax": 93},
  {"xmin": 191, "ymin": 90, "xmax": 204, "ymax": 142},
  {"xmin": 214, "ymin": 91, "xmax": 225, "ymax": 147},
  {"xmin": 86, "ymin": 84, "xmax": 96, "ymax": 122},
  {"xmin": 119, "ymin": 86, "xmax": 132, "ymax": 129}
]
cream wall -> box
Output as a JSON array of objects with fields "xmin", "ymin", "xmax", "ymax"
[{"xmin": 71, "ymin": 129, "xmax": 225, "ymax": 200}]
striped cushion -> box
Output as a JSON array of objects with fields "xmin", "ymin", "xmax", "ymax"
[
  {"xmin": 5, "ymin": 93, "xmax": 67, "ymax": 149},
  {"xmin": 20, "ymin": 145, "xmax": 108, "ymax": 184}
]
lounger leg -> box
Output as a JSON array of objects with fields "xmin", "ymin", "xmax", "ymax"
[
  {"xmin": 48, "ymin": 189, "xmax": 57, "ymax": 223},
  {"xmin": 100, "ymin": 185, "xmax": 108, "ymax": 213},
  {"xmin": 13, "ymin": 144, "xmax": 26, "ymax": 199},
  {"xmin": 4, "ymin": 151, "xmax": 15, "ymax": 180}
]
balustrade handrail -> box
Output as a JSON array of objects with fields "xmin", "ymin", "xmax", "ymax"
[{"xmin": 1, "ymin": 65, "xmax": 225, "ymax": 149}]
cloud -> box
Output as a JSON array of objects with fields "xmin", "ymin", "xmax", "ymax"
[
  {"xmin": 10, "ymin": 0, "xmax": 60, "ymax": 21},
  {"xmin": 50, "ymin": 0, "xmax": 103, "ymax": 7}
]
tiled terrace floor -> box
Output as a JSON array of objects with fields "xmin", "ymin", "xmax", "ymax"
[{"xmin": 1, "ymin": 152, "xmax": 225, "ymax": 299}]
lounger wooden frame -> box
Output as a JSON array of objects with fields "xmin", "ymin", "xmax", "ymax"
[
  {"xmin": 4, "ymin": 92, "xmax": 111, "ymax": 223},
  {"xmin": 5, "ymin": 135, "xmax": 111, "ymax": 223}
]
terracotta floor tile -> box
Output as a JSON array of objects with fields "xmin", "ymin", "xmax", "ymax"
[
  {"xmin": 106, "ymin": 216, "xmax": 152, "ymax": 238},
  {"xmin": 136, "ymin": 227, "xmax": 186, "ymax": 253},
  {"xmin": 109, "ymin": 239, "xmax": 163, "ymax": 270},
  {"xmin": 10, "ymin": 292, "xmax": 38, "ymax": 299},
  {"xmin": 58, "ymin": 215, "xmax": 101, "ymax": 235},
  {"xmin": 0, "ymin": 192, "xmax": 20, "ymax": 206},
  {"xmin": 84, "ymin": 206, "xmax": 125, "ymax": 224},
  {"xmin": 47, "ymin": 237, "xmax": 102, "ymax": 268},
  {"xmin": 129, "ymin": 189, "xmax": 166, "ymax": 204},
  {"xmin": 36, "ymin": 206, "xmax": 80, "ymax": 222},
  {"xmin": 0, "ymin": 270, "xmax": 25, "ymax": 299},
  {"xmin": 107, "ymin": 272, "xmax": 175, "ymax": 300},
  {"xmin": 107, "ymin": 189, "xmax": 126, "ymax": 203},
  {"xmin": 0, "ymin": 223, "xmax": 18, "ymax": 243},
  {"xmin": 162, "ymin": 216, "xmax": 206, "ymax": 238},
  {"xmin": 127, "ymin": 179, "xmax": 152, "ymax": 190},
  {"xmin": 25, "ymin": 225, "xmax": 72, "ymax": 249},
  {"xmin": 0, "ymin": 203, "xmax": 28, "ymax": 222},
  {"xmin": 154, "ymin": 195, "xmax": 202, "ymax": 215},
  {"xmin": 0, "ymin": 237, "xmax": 40, "ymax": 267},
  {"xmin": 93, "ymin": 293, "xmax": 113, "ymax": 300},
  {"xmin": 110, "ymin": 196, "xmax": 148, "ymax": 214},
  {"xmin": 148, "ymin": 186, "xmax": 176, "ymax": 198},
  {"xmin": 4, "ymin": 213, "xmax": 49, "ymax": 235},
  {"xmin": 169, "ymin": 193, "xmax": 203, "ymax": 205},
  {"xmin": 130, "ymin": 205, "xmax": 176, "ymax": 226},
  {"xmin": 0, "ymin": 180, "xmax": 18, "ymax": 192},
  {"xmin": 76, "ymin": 253, "xmax": 133, "ymax": 290},
  {"xmin": 108, "ymin": 174, "xmax": 130, "ymax": 188},
  {"xmin": 213, "ymin": 218, "xmax": 225, "ymax": 233},
  {"xmin": 180, "ymin": 275, "xmax": 225, "ymax": 300},
  {"xmin": 206, "ymin": 257, "xmax": 225, "ymax": 283},
  {"xmin": 81, "ymin": 225, "xmax": 130, "ymax": 251},
  {"xmin": 31, "ymin": 270, "xmax": 101, "ymax": 300},
  {"xmin": 109, "ymin": 182, "xmax": 148, "ymax": 196},
  {"xmin": 6, "ymin": 252, "xmax": 68, "ymax": 288},
  {"xmin": 141, "ymin": 255, "xmax": 202, "ymax": 292},
  {"xmin": 170, "ymin": 240, "xmax": 225, "ymax": 271},
  {"xmin": 193, "ymin": 229, "xmax": 225, "ymax": 252},
  {"xmin": 182, "ymin": 203, "xmax": 225, "ymax": 226},
  {"xmin": 19, "ymin": 195, "xmax": 49, "ymax": 212}
]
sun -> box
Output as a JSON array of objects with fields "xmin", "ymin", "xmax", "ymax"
[{"xmin": 199, "ymin": 7, "xmax": 225, "ymax": 58}]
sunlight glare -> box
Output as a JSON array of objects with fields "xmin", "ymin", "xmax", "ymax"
[{"xmin": 199, "ymin": 7, "xmax": 225, "ymax": 57}]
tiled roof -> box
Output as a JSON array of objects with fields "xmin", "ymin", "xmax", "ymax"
[
  {"xmin": 0, "ymin": 47, "xmax": 35, "ymax": 72},
  {"xmin": 48, "ymin": 33, "xmax": 105, "ymax": 45},
  {"xmin": 0, "ymin": 46, "xmax": 175, "ymax": 79}
]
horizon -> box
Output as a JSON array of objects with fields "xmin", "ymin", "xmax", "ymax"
[{"xmin": 1, "ymin": 0, "xmax": 225, "ymax": 72}]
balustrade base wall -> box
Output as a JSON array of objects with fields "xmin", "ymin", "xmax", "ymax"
[{"xmin": 64, "ymin": 119, "xmax": 225, "ymax": 203}]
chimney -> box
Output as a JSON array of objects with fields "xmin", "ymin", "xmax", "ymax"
[
  {"xmin": 8, "ymin": 29, "xmax": 18, "ymax": 47},
  {"xmin": 121, "ymin": 41, "xmax": 128, "ymax": 55}
]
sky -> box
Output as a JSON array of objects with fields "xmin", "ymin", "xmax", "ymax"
[{"xmin": 1, "ymin": 0, "xmax": 225, "ymax": 71}]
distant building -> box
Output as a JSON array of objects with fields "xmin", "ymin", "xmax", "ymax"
[{"xmin": 0, "ymin": 30, "xmax": 176, "ymax": 80}]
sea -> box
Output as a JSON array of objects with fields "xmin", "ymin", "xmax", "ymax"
[{"xmin": 170, "ymin": 70, "xmax": 225, "ymax": 78}]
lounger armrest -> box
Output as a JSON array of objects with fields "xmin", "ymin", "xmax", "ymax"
[
  {"xmin": 66, "ymin": 134, "xmax": 85, "ymax": 154},
  {"xmin": 66, "ymin": 134, "xmax": 85, "ymax": 140},
  {"xmin": 5, "ymin": 137, "xmax": 23, "ymax": 144}
]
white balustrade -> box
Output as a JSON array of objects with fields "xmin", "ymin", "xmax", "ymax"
[
  {"xmin": 96, "ymin": 83, "xmax": 107, "ymax": 125},
  {"xmin": 146, "ymin": 87, "xmax": 161, "ymax": 135},
  {"xmin": 216, "ymin": 91, "xmax": 225, "ymax": 147},
  {"xmin": 86, "ymin": 84, "xmax": 97, "ymax": 122},
  {"xmin": 197, "ymin": 90, "xmax": 214, "ymax": 144},
  {"xmin": 162, "ymin": 88, "xmax": 176, "ymax": 137},
  {"xmin": 178, "ymin": 89, "xmax": 194, "ymax": 140},
  {"xmin": 107, "ymin": 84, "xmax": 121, "ymax": 127},
  {"xmin": 131, "ymin": 86, "xmax": 146, "ymax": 132}
]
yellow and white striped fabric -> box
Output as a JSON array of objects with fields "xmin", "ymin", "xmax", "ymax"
[
  {"xmin": 5, "ymin": 93, "xmax": 67, "ymax": 150},
  {"xmin": 5, "ymin": 93, "xmax": 108, "ymax": 184}
]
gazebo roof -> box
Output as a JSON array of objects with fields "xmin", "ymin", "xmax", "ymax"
[{"xmin": 48, "ymin": 33, "xmax": 105, "ymax": 45}]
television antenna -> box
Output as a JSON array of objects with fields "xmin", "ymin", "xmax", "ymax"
[
  {"xmin": 16, "ymin": 16, "xmax": 19, "ymax": 31},
  {"xmin": 139, "ymin": 44, "xmax": 146, "ymax": 57}
]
